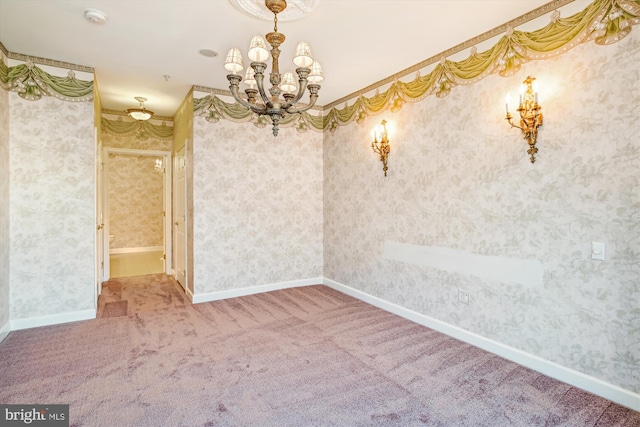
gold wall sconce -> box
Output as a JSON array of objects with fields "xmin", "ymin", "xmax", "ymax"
[
  {"xmin": 371, "ymin": 119, "xmax": 391, "ymax": 176},
  {"xmin": 505, "ymin": 76, "xmax": 543, "ymax": 163}
]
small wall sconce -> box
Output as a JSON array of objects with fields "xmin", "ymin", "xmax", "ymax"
[
  {"xmin": 154, "ymin": 158, "xmax": 163, "ymax": 173},
  {"xmin": 371, "ymin": 120, "xmax": 391, "ymax": 176},
  {"xmin": 505, "ymin": 76, "xmax": 543, "ymax": 163}
]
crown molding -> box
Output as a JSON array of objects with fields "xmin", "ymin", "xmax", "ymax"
[
  {"xmin": 324, "ymin": 0, "xmax": 574, "ymax": 110},
  {"xmin": 4, "ymin": 49, "xmax": 93, "ymax": 73},
  {"xmin": 193, "ymin": 85, "xmax": 235, "ymax": 97}
]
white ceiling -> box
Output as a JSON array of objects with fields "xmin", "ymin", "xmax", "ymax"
[{"xmin": 0, "ymin": 0, "xmax": 578, "ymax": 117}]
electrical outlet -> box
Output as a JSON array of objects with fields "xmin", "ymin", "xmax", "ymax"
[
  {"xmin": 591, "ymin": 242, "xmax": 605, "ymax": 261},
  {"xmin": 458, "ymin": 289, "xmax": 470, "ymax": 305}
]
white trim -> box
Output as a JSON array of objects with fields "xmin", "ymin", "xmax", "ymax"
[
  {"xmin": 109, "ymin": 246, "xmax": 163, "ymax": 254},
  {"xmin": 104, "ymin": 147, "xmax": 169, "ymax": 157},
  {"xmin": 322, "ymin": 277, "xmax": 640, "ymax": 412},
  {"xmin": 103, "ymin": 147, "xmax": 173, "ymax": 279},
  {"xmin": 191, "ymin": 277, "xmax": 323, "ymax": 304},
  {"xmin": 185, "ymin": 287, "xmax": 195, "ymax": 303},
  {"xmin": 10, "ymin": 309, "xmax": 96, "ymax": 331},
  {"xmin": 0, "ymin": 320, "xmax": 10, "ymax": 343}
]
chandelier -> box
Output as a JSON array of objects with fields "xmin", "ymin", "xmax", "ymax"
[
  {"xmin": 126, "ymin": 96, "xmax": 154, "ymax": 121},
  {"xmin": 224, "ymin": 0, "xmax": 324, "ymax": 136}
]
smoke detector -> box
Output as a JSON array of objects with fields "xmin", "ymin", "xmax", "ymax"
[{"xmin": 85, "ymin": 9, "xmax": 108, "ymax": 24}]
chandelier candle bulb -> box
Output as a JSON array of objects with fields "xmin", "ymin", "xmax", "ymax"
[
  {"xmin": 293, "ymin": 41, "xmax": 314, "ymax": 67},
  {"xmin": 281, "ymin": 71, "xmax": 297, "ymax": 93},
  {"xmin": 244, "ymin": 67, "xmax": 257, "ymax": 89},
  {"xmin": 308, "ymin": 61, "xmax": 324, "ymax": 84},
  {"xmin": 519, "ymin": 84, "xmax": 525, "ymax": 106},
  {"xmin": 505, "ymin": 93, "xmax": 510, "ymax": 114},
  {"xmin": 248, "ymin": 36, "xmax": 269, "ymax": 62},
  {"xmin": 224, "ymin": 48, "xmax": 244, "ymax": 73}
]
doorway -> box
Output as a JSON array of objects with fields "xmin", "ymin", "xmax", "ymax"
[
  {"xmin": 101, "ymin": 148, "xmax": 172, "ymax": 281},
  {"xmin": 173, "ymin": 145, "xmax": 187, "ymax": 291}
]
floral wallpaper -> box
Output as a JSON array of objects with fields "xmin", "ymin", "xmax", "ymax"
[
  {"xmin": 0, "ymin": 73, "xmax": 10, "ymax": 334},
  {"xmin": 9, "ymin": 94, "xmax": 95, "ymax": 320},
  {"xmin": 102, "ymin": 127, "xmax": 170, "ymax": 251},
  {"xmin": 107, "ymin": 153, "xmax": 164, "ymax": 249},
  {"xmin": 323, "ymin": 29, "xmax": 640, "ymax": 393},
  {"xmin": 192, "ymin": 117, "xmax": 323, "ymax": 295},
  {"xmin": 102, "ymin": 126, "xmax": 172, "ymax": 151}
]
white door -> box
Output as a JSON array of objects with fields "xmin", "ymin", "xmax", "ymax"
[
  {"xmin": 95, "ymin": 130, "xmax": 104, "ymax": 304},
  {"xmin": 173, "ymin": 145, "xmax": 187, "ymax": 290}
]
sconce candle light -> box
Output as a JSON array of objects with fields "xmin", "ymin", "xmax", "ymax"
[
  {"xmin": 505, "ymin": 76, "xmax": 543, "ymax": 163},
  {"xmin": 154, "ymin": 158, "xmax": 163, "ymax": 173},
  {"xmin": 371, "ymin": 120, "xmax": 391, "ymax": 176}
]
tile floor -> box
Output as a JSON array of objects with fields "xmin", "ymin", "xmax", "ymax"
[{"xmin": 109, "ymin": 250, "xmax": 165, "ymax": 278}]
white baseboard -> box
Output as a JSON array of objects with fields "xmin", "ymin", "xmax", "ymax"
[
  {"xmin": 191, "ymin": 277, "xmax": 324, "ymax": 304},
  {"xmin": 185, "ymin": 287, "xmax": 195, "ymax": 303},
  {"xmin": 10, "ymin": 309, "xmax": 96, "ymax": 331},
  {"xmin": 0, "ymin": 320, "xmax": 10, "ymax": 343},
  {"xmin": 322, "ymin": 277, "xmax": 640, "ymax": 412},
  {"xmin": 110, "ymin": 246, "xmax": 163, "ymax": 254}
]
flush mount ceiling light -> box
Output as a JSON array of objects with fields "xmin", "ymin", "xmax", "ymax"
[
  {"xmin": 228, "ymin": 0, "xmax": 319, "ymax": 21},
  {"xmin": 225, "ymin": 0, "xmax": 324, "ymax": 136},
  {"xmin": 126, "ymin": 97, "xmax": 155, "ymax": 121}
]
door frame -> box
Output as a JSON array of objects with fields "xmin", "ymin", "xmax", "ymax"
[
  {"xmin": 172, "ymin": 144, "xmax": 188, "ymax": 291},
  {"xmin": 102, "ymin": 147, "xmax": 173, "ymax": 281},
  {"xmin": 94, "ymin": 127, "xmax": 104, "ymax": 307}
]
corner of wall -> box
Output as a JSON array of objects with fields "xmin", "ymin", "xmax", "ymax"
[{"xmin": 0, "ymin": 56, "xmax": 11, "ymax": 340}]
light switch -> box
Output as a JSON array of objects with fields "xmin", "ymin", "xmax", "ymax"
[{"xmin": 591, "ymin": 242, "xmax": 605, "ymax": 261}]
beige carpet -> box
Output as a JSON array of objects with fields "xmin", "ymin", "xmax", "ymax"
[{"xmin": 0, "ymin": 274, "xmax": 638, "ymax": 426}]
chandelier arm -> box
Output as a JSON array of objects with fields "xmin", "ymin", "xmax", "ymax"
[
  {"xmin": 251, "ymin": 63, "xmax": 273, "ymax": 109},
  {"xmin": 505, "ymin": 114, "xmax": 523, "ymax": 131},
  {"xmin": 229, "ymin": 83, "xmax": 266, "ymax": 114},
  {"xmin": 285, "ymin": 83, "xmax": 320, "ymax": 114},
  {"xmin": 284, "ymin": 94, "xmax": 319, "ymax": 114},
  {"xmin": 282, "ymin": 69, "xmax": 310, "ymax": 110}
]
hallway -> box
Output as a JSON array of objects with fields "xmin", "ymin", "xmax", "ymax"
[{"xmin": 109, "ymin": 250, "xmax": 165, "ymax": 278}]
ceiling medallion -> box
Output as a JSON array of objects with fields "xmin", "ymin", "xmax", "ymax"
[{"xmin": 228, "ymin": 0, "xmax": 320, "ymax": 21}]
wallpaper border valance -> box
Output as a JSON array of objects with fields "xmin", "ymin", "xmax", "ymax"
[
  {"xmin": 1, "ymin": 0, "xmax": 637, "ymax": 125},
  {"xmin": 0, "ymin": 57, "xmax": 94, "ymax": 102},
  {"xmin": 193, "ymin": 0, "xmax": 640, "ymax": 133},
  {"xmin": 101, "ymin": 117, "xmax": 174, "ymax": 140}
]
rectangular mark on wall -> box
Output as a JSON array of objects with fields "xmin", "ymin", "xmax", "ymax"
[{"xmin": 382, "ymin": 241, "xmax": 543, "ymax": 287}]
